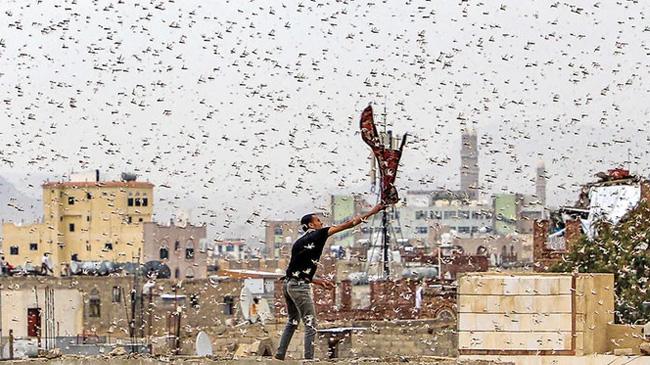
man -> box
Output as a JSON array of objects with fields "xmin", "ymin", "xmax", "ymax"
[
  {"xmin": 275, "ymin": 203, "xmax": 385, "ymax": 360},
  {"xmin": 41, "ymin": 253, "xmax": 53, "ymax": 275}
]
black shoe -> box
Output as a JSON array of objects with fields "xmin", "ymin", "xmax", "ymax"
[{"xmin": 274, "ymin": 354, "xmax": 285, "ymax": 361}]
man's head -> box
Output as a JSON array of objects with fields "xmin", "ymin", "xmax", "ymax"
[{"xmin": 300, "ymin": 213, "xmax": 323, "ymax": 232}]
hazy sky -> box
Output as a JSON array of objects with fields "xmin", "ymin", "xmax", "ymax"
[{"xmin": 1, "ymin": 0, "xmax": 649, "ymax": 239}]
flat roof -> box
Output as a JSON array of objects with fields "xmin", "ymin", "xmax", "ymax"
[{"xmin": 42, "ymin": 181, "xmax": 154, "ymax": 189}]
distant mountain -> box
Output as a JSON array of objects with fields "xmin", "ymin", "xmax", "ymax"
[{"xmin": 0, "ymin": 175, "xmax": 40, "ymax": 226}]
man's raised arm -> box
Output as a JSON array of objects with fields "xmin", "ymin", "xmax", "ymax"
[{"xmin": 327, "ymin": 203, "xmax": 385, "ymax": 237}]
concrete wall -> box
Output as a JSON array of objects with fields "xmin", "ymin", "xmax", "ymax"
[
  {"xmin": 0, "ymin": 288, "xmax": 83, "ymax": 338},
  {"xmin": 198, "ymin": 319, "xmax": 457, "ymax": 360},
  {"xmin": 457, "ymin": 272, "xmax": 615, "ymax": 356},
  {"xmin": 0, "ymin": 276, "xmax": 243, "ymax": 342}
]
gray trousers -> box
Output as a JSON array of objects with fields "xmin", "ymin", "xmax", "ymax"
[{"xmin": 275, "ymin": 280, "xmax": 317, "ymax": 359}]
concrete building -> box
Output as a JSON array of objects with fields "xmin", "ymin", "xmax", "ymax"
[
  {"xmin": 493, "ymin": 193, "xmax": 545, "ymax": 235},
  {"xmin": 2, "ymin": 173, "xmax": 154, "ymax": 275},
  {"xmin": 0, "ymin": 276, "xmax": 243, "ymax": 347},
  {"xmin": 142, "ymin": 221, "xmax": 208, "ymax": 279},
  {"xmin": 402, "ymin": 190, "xmax": 493, "ymax": 245},
  {"xmin": 0, "ymin": 287, "xmax": 83, "ymax": 338},
  {"xmin": 213, "ymin": 239, "xmax": 247, "ymax": 260},
  {"xmin": 460, "ymin": 128, "xmax": 479, "ymax": 200},
  {"xmin": 263, "ymin": 220, "xmax": 301, "ymax": 259},
  {"xmin": 330, "ymin": 195, "xmax": 365, "ymax": 249}
]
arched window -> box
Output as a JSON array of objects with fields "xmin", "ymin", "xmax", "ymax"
[
  {"xmin": 160, "ymin": 247, "xmax": 169, "ymax": 260},
  {"xmin": 89, "ymin": 289, "xmax": 101, "ymax": 318},
  {"xmin": 185, "ymin": 240, "xmax": 194, "ymax": 260},
  {"xmin": 476, "ymin": 245, "xmax": 488, "ymax": 256}
]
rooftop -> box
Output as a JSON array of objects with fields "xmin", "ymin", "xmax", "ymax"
[{"xmin": 42, "ymin": 181, "xmax": 154, "ymax": 189}]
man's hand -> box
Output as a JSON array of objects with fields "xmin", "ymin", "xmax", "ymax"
[{"xmin": 312, "ymin": 278, "xmax": 335, "ymax": 290}]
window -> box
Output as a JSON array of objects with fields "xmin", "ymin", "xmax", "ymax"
[
  {"xmin": 112, "ymin": 286, "xmax": 121, "ymax": 303},
  {"xmin": 127, "ymin": 198, "xmax": 134, "ymax": 207},
  {"xmin": 224, "ymin": 296, "xmax": 235, "ymax": 315},
  {"xmin": 138, "ymin": 217, "xmax": 143, "ymax": 222},
  {"xmin": 89, "ymin": 289, "xmax": 101, "ymax": 318},
  {"xmin": 186, "ymin": 246, "xmax": 194, "ymax": 260},
  {"xmin": 29, "ymin": 243, "xmax": 38, "ymax": 251},
  {"xmin": 174, "ymin": 268, "xmax": 180, "ymax": 278},
  {"xmin": 86, "ymin": 215, "xmax": 90, "ymax": 222},
  {"xmin": 9, "ymin": 246, "xmax": 18, "ymax": 255},
  {"xmin": 68, "ymin": 196, "xmax": 75, "ymax": 205},
  {"xmin": 142, "ymin": 197, "xmax": 148, "ymax": 206},
  {"xmin": 459, "ymin": 211, "xmax": 470, "ymax": 219},
  {"xmin": 415, "ymin": 226, "xmax": 428, "ymax": 234},
  {"xmin": 69, "ymin": 223, "xmax": 75, "ymax": 232},
  {"xmin": 458, "ymin": 226, "xmax": 471, "ymax": 234},
  {"xmin": 104, "ymin": 242, "xmax": 113, "ymax": 251},
  {"xmin": 274, "ymin": 227, "xmax": 283, "ymax": 235},
  {"xmin": 86, "ymin": 192, "xmax": 92, "ymax": 200},
  {"xmin": 160, "ymin": 247, "xmax": 169, "ymax": 260},
  {"xmin": 415, "ymin": 210, "xmax": 426, "ymax": 220},
  {"xmin": 472, "ymin": 211, "xmax": 482, "ymax": 219},
  {"xmin": 85, "ymin": 243, "xmax": 91, "ymax": 251},
  {"xmin": 127, "ymin": 216, "xmax": 132, "ymax": 224},
  {"xmin": 71, "ymin": 253, "xmax": 79, "ymax": 261},
  {"xmin": 443, "ymin": 211, "xmax": 456, "ymax": 219},
  {"xmin": 174, "ymin": 240, "xmax": 180, "ymax": 250},
  {"xmin": 225, "ymin": 245, "xmax": 234, "ymax": 252},
  {"xmin": 190, "ymin": 294, "xmax": 199, "ymax": 308},
  {"xmin": 135, "ymin": 198, "xmax": 141, "ymax": 207},
  {"xmin": 431, "ymin": 210, "xmax": 442, "ymax": 219}
]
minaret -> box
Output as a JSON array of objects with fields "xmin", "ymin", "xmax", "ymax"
[
  {"xmin": 536, "ymin": 160, "xmax": 546, "ymax": 206},
  {"xmin": 460, "ymin": 128, "xmax": 479, "ymax": 200}
]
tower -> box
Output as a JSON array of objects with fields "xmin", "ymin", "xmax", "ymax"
[
  {"xmin": 536, "ymin": 160, "xmax": 546, "ymax": 206},
  {"xmin": 460, "ymin": 128, "xmax": 479, "ymax": 200}
]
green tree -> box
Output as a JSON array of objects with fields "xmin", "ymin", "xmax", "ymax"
[{"xmin": 552, "ymin": 202, "xmax": 650, "ymax": 324}]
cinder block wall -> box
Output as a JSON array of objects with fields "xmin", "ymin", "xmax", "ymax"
[{"xmin": 457, "ymin": 272, "xmax": 615, "ymax": 356}]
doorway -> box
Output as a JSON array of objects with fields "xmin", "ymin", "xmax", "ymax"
[{"xmin": 27, "ymin": 308, "xmax": 41, "ymax": 337}]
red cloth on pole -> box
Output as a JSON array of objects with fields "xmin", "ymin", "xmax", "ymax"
[{"xmin": 360, "ymin": 105, "xmax": 406, "ymax": 205}]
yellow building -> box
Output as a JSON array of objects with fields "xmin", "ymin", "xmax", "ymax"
[{"xmin": 2, "ymin": 180, "xmax": 154, "ymax": 275}]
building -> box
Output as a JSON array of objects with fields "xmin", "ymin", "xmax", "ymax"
[
  {"xmin": 142, "ymin": 221, "xmax": 208, "ymax": 279},
  {"xmin": 493, "ymin": 193, "xmax": 545, "ymax": 235},
  {"xmin": 460, "ymin": 128, "xmax": 479, "ymax": 200},
  {"xmin": 213, "ymin": 239, "xmax": 247, "ymax": 260},
  {"xmin": 401, "ymin": 190, "xmax": 493, "ymax": 244},
  {"xmin": 330, "ymin": 194, "xmax": 366, "ymax": 250},
  {"xmin": 0, "ymin": 276, "xmax": 243, "ymax": 354},
  {"xmin": 263, "ymin": 220, "xmax": 301, "ymax": 259},
  {"xmin": 2, "ymin": 172, "xmax": 154, "ymax": 275},
  {"xmin": 536, "ymin": 160, "xmax": 547, "ymax": 206}
]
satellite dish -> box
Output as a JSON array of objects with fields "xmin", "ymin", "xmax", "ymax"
[
  {"xmin": 240, "ymin": 287, "xmax": 253, "ymax": 321},
  {"xmin": 195, "ymin": 331, "xmax": 213, "ymax": 357}
]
